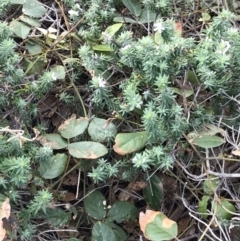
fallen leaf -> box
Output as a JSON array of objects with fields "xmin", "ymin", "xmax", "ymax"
[
  {"xmin": 0, "ymin": 197, "xmax": 11, "ymax": 241},
  {"xmin": 232, "ymin": 149, "xmax": 240, "ymax": 156},
  {"xmin": 61, "ymin": 192, "xmax": 76, "ymax": 202},
  {"xmin": 139, "ymin": 210, "xmax": 160, "ymax": 238}
]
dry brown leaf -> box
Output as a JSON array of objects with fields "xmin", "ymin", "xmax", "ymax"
[
  {"xmin": 232, "ymin": 149, "xmax": 240, "ymax": 156},
  {"xmin": 128, "ymin": 181, "xmax": 147, "ymax": 191},
  {"xmin": 62, "ymin": 173, "xmax": 78, "ymax": 186},
  {"xmin": 0, "ymin": 197, "xmax": 11, "ymax": 241},
  {"xmin": 174, "ymin": 21, "xmax": 182, "ymax": 36},
  {"xmin": 61, "ymin": 192, "xmax": 76, "ymax": 202},
  {"xmin": 118, "ymin": 181, "xmax": 147, "ymax": 201}
]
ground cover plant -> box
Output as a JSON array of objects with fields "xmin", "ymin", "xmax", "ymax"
[{"xmin": 1, "ymin": 0, "xmax": 240, "ymax": 240}]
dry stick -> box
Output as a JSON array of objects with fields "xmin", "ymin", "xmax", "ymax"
[
  {"xmin": 183, "ymin": 134, "xmax": 235, "ymax": 240},
  {"xmin": 76, "ymin": 167, "xmax": 81, "ymax": 199},
  {"xmin": 52, "ymin": 4, "xmax": 87, "ymax": 118}
]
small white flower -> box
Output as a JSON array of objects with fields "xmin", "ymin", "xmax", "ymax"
[
  {"xmin": 98, "ymin": 76, "xmax": 107, "ymax": 88},
  {"xmin": 153, "ymin": 20, "xmax": 165, "ymax": 33},
  {"xmin": 217, "ymin": 40, "xmax": 231, "ymax": 54},
  {"xmin": 68, "ymin": 10, "xmax": 79, "ymax": 16}
]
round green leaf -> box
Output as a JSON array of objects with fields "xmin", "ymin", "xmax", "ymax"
[
  {"xmin": 113, "ymin": 132, "xmax": 148, "ymax": 155},
  {"xmin": 139, "ymin": 8, "xmax": 157, "ymax": 23},
  {"xmin": 26, "ymin": 40, "xmax": 42, "ymax": 55},
  {"xmin": 68, "ymin": 141, "xmax": 108, "ymax": 159},
  {"xmin": 46, "ymin": 208, "xmax": 71, "ymax": 228},
  {"xmin": 58, "ymin": 115, "xmax": 89, "ymax": 139},
  {"xmin": 88, "ymin": 117, "xmax": 117, "ymax": 142},
  {"xmin": 40, "ymin": 134, "xmax": 68, "ymax": 150},
  {"xmin": 92, "ymin": 222, "xmax": 117, "ymax": 241},
  {"xmin": 39, "ymin": 153, "xmax": 67, "ymax": 179},
  {"xmin": 143, "ymin": 175, "xmax": 163, "ymax": 209},
  {"xmin": 146, "ymin": 213, "xmax": 178, "ymax": 241},
  {"xmin": 51, "ymin": 65, "xmax": 66, "ymax": 80},
  {"xmin": 10, "ymin": 20, "xmax": 31, "ymax": 39},
  {"xmin": 84, "ymin": 191, "xmax": 106, "ymax": 220},
  {"xmin": 104, "ymin": 221, "xmax": 127, "ymax": 241},
  {"xmin": 193, "ymin": 135, "xmax": 225, "ymax": 148},
  {"xmin": 107, "ymin": 201, "xmax": 137, "ymax": 223},
  {"xmin": 122, "ymin": 0, "xmax": 142, "ymax": 17},
  {"xmin": 214, "ymin": 199, "xmax": 236, "ymax": 220},
  {"xmin": 23, "ymin": 0, "xmax": 46, "ymax": 18}
]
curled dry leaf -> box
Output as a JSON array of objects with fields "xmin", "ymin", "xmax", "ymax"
[
  {"xmin": 0, "ymin": 197, "xmax": 11, "ymax": 241},
  {"xmin": 232, "ymin": 149, "xmax": 240, "ymax": 156}
]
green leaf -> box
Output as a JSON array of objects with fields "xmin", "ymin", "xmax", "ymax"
[
  {"xmin": 203, "ymin": 176, "xmax": 220, "ymax": 195},
  {"xmin": 104, "ymin": 23, "xmax": 123, "ymax": 37},
  {"xmin": 145, "ymin": 213, "xmax": 178, "ymax": 241},
  {"xmin": 198, "ymin": 195, "xmax": 210, "ymax": 219},
  {"xmin": 45, "ymin": 207, "xmax": 71, "ymax": 228},
  {"xmin": 92, "ymin": 222, "xmax": 117, "ymax": 241},
  {"xmin": 68, "ymin": 142, "xmax": 108, "ymax": 159},
  {"xmin": 25, "ymin": 40, "xmax": 42, "ymax": 55},
  {"xmin": 113, "ymin": 131, "xmax": 148, "ymax": 155},
  {"xmin": 39, "ymin": 153, "xmax": 67, "ymax": 179},
  {"xmin": 139, "ymin": 8, "xmax": 157, "ymax": 23},
  {"xmin": 58, "ymin": 115, "xmax": 89, "ymax": 139},
  {"xmin": 10, "ymin": 20, "xmax": 31, "ymax": 39},
  {"xmin": 107, "ymin": 201, "xmax": 137, "ymax": 223},
  {"xmin": 122, "ymin": 0, "xmax": 142, "ymax": 17},
  {"xmin": 23, "ymin": 0, "xmax": 46, "ymax": 18},
  {"xmin": 199, "ymin": 12, "xmax": 211, "ymax": 22},
  {"xmin": 84, "ymin": 191, "xmax": 106, "ymax": 220},
  {"xmin": 104, "ymin": 221, "xmax": 127, "ymax": 241},
  {"xmin": 193, "ymin": 135, "xmax": 225, "ymax": 148},
  {"xmin": 154, "ymin": 31, "xmax": 163, "ymax": 45},
  {"xmin": 143, "ymin": 175, "xmax": 163, "ymax": 209},
  {"xmin": 187, "ymin": 70, "xmax": 199, "ymax": 85},
  {"xmin": 88, "ymin": 117, "xmax": 117, "ymax": 142},
  {"xmin": 19, "ymin": 16, "xmax": 41, "ymax": 27},
  {"xmin": 113, "ymin": 17, "xmax": 138, "ymax": 24},
  {"xmin": 51, "ymin": 65, "xmax": 66, "ymax": 80},
  {"xmin": 40, "ymin": 133, "xmax": 68, "ymax": 150},
  {"xmin": 92, "ymin": 44, "xmax": 113, "ymax": 51},
  {"xmin": 213, "ymin": 199, "xmax": 236, "ymax": 220},
  {"xmin": 170, "ymin": 87, "xmax": 194, "ymax": 97}
]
